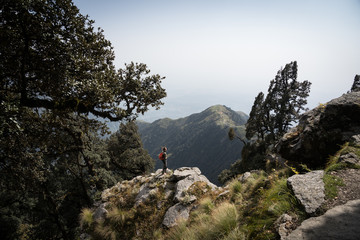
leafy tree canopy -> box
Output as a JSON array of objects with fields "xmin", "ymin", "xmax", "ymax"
[
  {"xmin": 1, "ymin": 0, "xmax": 166, "ymax": 122},
  {"xmin": 0, "ymin": 0, "xmax": 166, "ymax": 239}
]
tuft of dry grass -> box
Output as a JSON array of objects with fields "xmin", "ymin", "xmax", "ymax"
[{"xmin": 79, "ymin": 208, "xmax": 93, "ymax": 229}]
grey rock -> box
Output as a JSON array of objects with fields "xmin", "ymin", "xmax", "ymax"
[
  {"xmin": 101, "ymin": 182, "xmax": 124, "ymax": 202},
  {"xmin": 238, "ymin": 172, "xmax": 251, "ymax": 183},
  {"xmin": 174, "ymin": 173, "xmax": 216, "ymax": 202},
  {"xmin": 79, "ymin": 233, "xmax": 91, "ymax": 240},
  {"xmin": 172, "ymin": 167, "xmax": 202, "ymax": 181},
  {"xmin": 351, "ymin": 134, "xmax": 360, "ymax": 146},
  {"xmin": 216, "ymin": 190, "xmax": 230, "ymax": 200},
  {"xmin": 275, "ymin": 214, "xmax": 294, "ymax": 240},
  {"xmin": 277, "ymin": 92, "xmax": 360, "ymax": 168},
  {"xmin": 101, "ymin": 188, "xmax": 113, "ymax": 202},
  {"xmin": 339, "ymin": 152, "xmax": 360, "ymax": 165},
  {"xmin": 134, "ymin": 183, "xmax": 157, "ymax": 207},
  {"xmin": 153, "ymin": 169, "xmax": 163, "ymax": 176},
  {"xmin": 93, "ymin": 202, "xmax": 109, "ymax": 221},
  {"xmin": 285, "ymin": 199, "xmax": 360, "ymax": 240},
  {"xmin": 287, "ymin": 170, "xmax": 325, "ymax": 214},
  {"xmin": 162, "ymin": 203, "xmax": 191, "ymax": 228},
  {"xmin": 164, "ymin": 181, "xmax": 176, "ymax": 199}
]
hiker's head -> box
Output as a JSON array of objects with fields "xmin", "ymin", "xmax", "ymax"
[{"xmin": 162, "ymin": 147, "xmax": 167, "ymax": 152}]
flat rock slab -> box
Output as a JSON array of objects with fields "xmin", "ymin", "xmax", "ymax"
[
  {"xmin": 287, "ymin": 170, "xmax": 325, "ymax": 214},
  {"xmin": 285, "ymin": 199, "xmax": 360, "ymax": 240}
]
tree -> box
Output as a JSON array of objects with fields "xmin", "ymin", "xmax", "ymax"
[
  {"xmin": 0, "ymin": 0, "xmax": 166, "ymax": 239},
  {"xmin": 1, "ymin": 0, "xmax": 166, "ymax": 121},
  {"xmin": 351, "ymin": 75, "xmax": 360, "ymax": 92},
  {"xmin": 245, "ymin": 92, "xmax": 265, "ymax": 141},
  {"xmin": 224, "ymin": 62, "xmax": 312, "ymax": 180},
  {"xmin": 107, "ymin": 121, "xmax": 154, "ymax": 180},
  {"xmin": 246, "ymin": 61, "xmax": 311, "ymax": 142}
]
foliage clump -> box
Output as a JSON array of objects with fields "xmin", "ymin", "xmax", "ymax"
[
  {"xmin": 0, "ymin": 0, "xmax": 166, "ymax": 238},
  {"xmin": 222, "ymin": 62, "xmax": 311, "ymax": 183}
]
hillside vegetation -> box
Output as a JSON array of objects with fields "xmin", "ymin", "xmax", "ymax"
[
  {"xmin": 80, "ymin": 140, "xmax": 360, "ymax": 239},
  {"xmin": 81, "ymin": 92, "xmax": 360, "ymax": 240},
  {"xmin": 137, "ymin": 105, "xmax": 248, "ymax": 184}
]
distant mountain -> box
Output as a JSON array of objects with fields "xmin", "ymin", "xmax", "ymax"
[{"xmin": 137, "ymin": 105, "xmax": 248, "ymax": 185}]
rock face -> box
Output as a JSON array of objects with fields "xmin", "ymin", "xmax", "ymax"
[
  {"xmin": 277, "ymin": 92, "xmax": 360, "ymax": 168},
  {"xmin": 284, "ymin": 199, "xmax": 360, "ymax": 240},
  {"xmin": 287, "ymin": 170, "xmax": 325, "ymax": 214}
]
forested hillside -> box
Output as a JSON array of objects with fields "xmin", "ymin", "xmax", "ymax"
[{"xmin": 137, "ymin": 105, "xmax": 248, "ymax": 184}]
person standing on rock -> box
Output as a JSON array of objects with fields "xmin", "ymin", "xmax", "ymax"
[{"xmin": 159, "ymin": 147, "xmax": 168, "ymax": 174}]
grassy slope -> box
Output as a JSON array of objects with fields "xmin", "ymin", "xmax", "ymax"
[{"xmin": 80, "ymin": 139, "xmax": 360, "ymax": 240}]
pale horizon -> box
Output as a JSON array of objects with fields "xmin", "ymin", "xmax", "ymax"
[{"xmin": 74, "ymin": 0, "xmax": 360, "ymax": 122}]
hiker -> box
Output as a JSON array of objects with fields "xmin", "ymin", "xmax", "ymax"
[{"xmin": 159, "ymin": 147, "xmax": 168, "ymax": 174}]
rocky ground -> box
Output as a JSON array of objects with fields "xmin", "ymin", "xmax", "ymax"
[{"xmin": 324, "ymin": 168, "xmax": 360, "ymax": 209}]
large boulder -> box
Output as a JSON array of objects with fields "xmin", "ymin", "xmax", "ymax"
[
  {"xmin": 287, "ymin": 170, "xmax": 325, "ymax": 214},
  {"xmin": 162, "ymin": 203, "xmax": 191, "ymax": 228},
  {"xmin": 276, "ymin": 92, "xmax": 360, "ymax": 168},
  {"xmin": 172, "ymin": 167, "xmax": 217, "ymax": 202},
  {"xmin": 284, "ymin": 199, "xmax": 360, "ymax": 240}
]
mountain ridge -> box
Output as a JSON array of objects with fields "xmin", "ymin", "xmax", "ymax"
[{"xmin": 137, "ymin": 104, "xmax": 248, "ymax": 184}]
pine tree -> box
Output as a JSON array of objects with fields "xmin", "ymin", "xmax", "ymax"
[
  {"xmin": 246, "ymin": 92, "xmax": 265, "ymax": 141},
  {"xmin": 246, "ymin": 61, "xmax": 311, "ymax": 143}
]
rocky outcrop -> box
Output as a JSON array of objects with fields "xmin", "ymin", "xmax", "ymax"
[
  {"xmin": 92, "ymin": 167, "xmax": 218, "ymax": 229},
  {"xmin": 162, "ymin": 203, "xmax": 191, "ymax": 228},
  {"xmin": 277, "ymin": 92, "xmax": 360, "ymax": 168},
  {"xmin": 284, "ymin": 199, "xmax": 360, "ymax": 240},
  {"xmin": 339, "ymin": 152, "xmax": 360, "ymax": 165},
  {"xmin": 172, "ymin": 167, "xmax": 217, "ymax": 203},
  {"xmin": 287, "ymin": 170, "xmax": 325, "ymax": 214}
]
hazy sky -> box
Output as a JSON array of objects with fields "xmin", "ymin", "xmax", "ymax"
[{"xmin": 73, "ymin": 0, "xmax": 360, "ymax": 122}]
